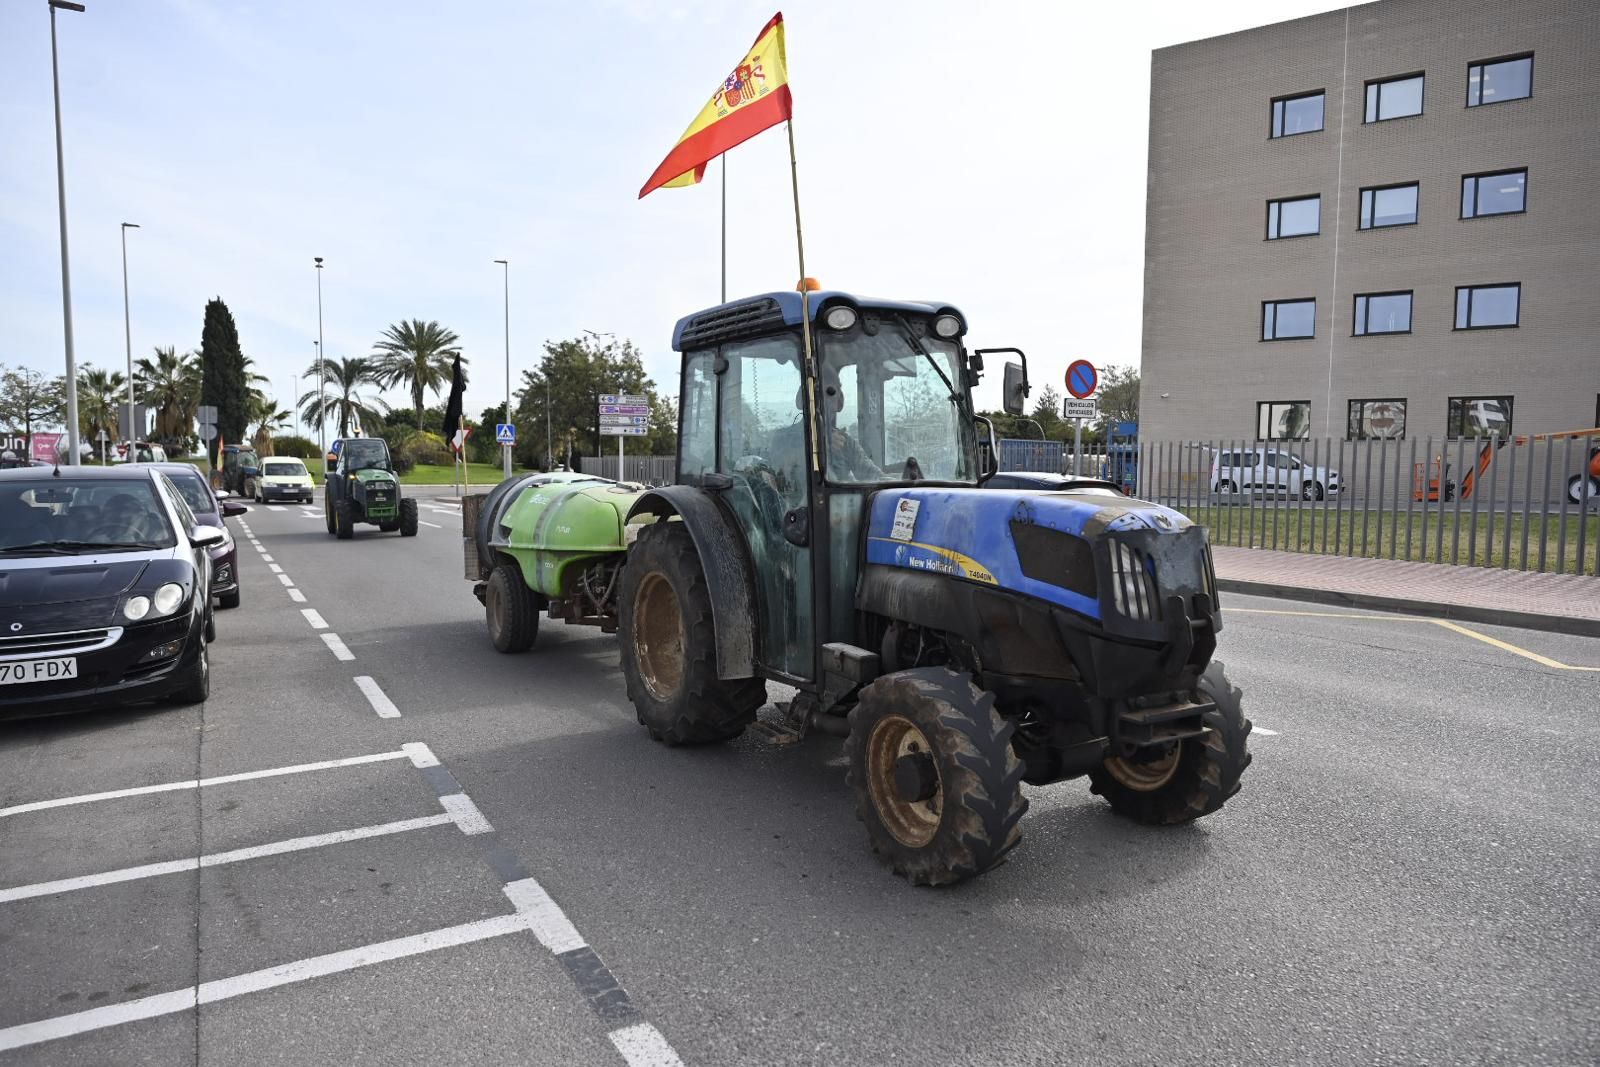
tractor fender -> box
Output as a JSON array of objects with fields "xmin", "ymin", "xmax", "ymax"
[{"xmin": 626, "ymin": 486, "xmax": 757, "ymax": 680}]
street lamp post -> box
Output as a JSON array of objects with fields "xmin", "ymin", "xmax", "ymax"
[
  {"xmin": 120, "ymin": 221, "xmax": 139, "ymax": 449},
  {"xmin": 493, "ymin": 259, "xmax": 511, "ymax": 476},
  {"xmin": 49, "ymin": 0, "xmax": 86, "ymax": 465},
  {"xmin": 314, "ymin": 257, "xmax": 326, "ymax": 455}
]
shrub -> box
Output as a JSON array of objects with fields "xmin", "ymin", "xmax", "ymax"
[
  {"xmin": 270, "ymin": 434, "xmax": 322, "ymax": 460},
  {"xmin": 399, "ymin": 430, "xmax": 451, "ymax": 467}
]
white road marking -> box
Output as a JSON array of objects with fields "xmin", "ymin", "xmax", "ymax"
[
  {"xmin": 258, "ymin": 553, "xmax": 273, "ymax": 562},
  {"xmin": 276, "ymin": 573, "xmax": 294, "ymax": 588},
  {"xmin": 0, "ymin": 750, "xmax": 410, "ymax": 818},
  {"xmin": 426, "ymin": 507, "xmax": 459, "ymax": 515},
  {"xmin": 353, "ymin": 675, "xmax": 400, "ymax": 717},
  {"xmin": 0, "ymin": 913, "xmax": 533, "ymax": 1053},
  {"xmin": 419, "ymin": 520, "xmax": 442, "ymax": 529},
  {"xmin": 268, "ymin": 563, "xmax": 284, "ymax": 574},
  {"xmin": 1254, "ymin": 726, "xmax": 1280, "ymax": 736},
  {"xmin": 321, "ymin": 633, "xmax": 354, "ymax": 661},
  {"xmin": 609, "ymin": 1024, "xmax": 685, "ymax": 1067},
  {"xmin": 402, "ymin": 742, "xmax": 439, "ymax": 768},
  {"xmin": 268, "ymin": 505, "xmax": 283, "ymax": 511},
  {"xmin": 0, "ymin": 814, "xmax": 453, "ymax": 903},
  {"xmin": 439, "ymin": 793, "xmax": 494, "ymax": 835},
  {"xmin": 287, "ymin": 588, "xmax": 307, "ymax": 603},
  {"xmin": 301, "ymin": 511, "xmax": 323, "ymax": 519},
  {"xmin": 502, "ymin": 878, "xmax": 586, "ymax": 953},
  {"xmin": 301, "ymin": 608, "xmax": 328, "ymax": 629}
]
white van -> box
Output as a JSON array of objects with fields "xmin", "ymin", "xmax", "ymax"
[{"xmin": 1210, "ymin": 447, "xmax": 1342, "ymax": 499}]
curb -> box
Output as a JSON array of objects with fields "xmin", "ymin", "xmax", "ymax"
[{"xmin": 1216, "ymin": 577, "xmax": 1600, "ymax": 639}]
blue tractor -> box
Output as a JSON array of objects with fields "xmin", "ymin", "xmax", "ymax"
[{"xmin": 615, "ymin": 289, "xmax": 1251, "ymax": 885}]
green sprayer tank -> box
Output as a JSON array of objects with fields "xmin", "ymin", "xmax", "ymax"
[{"xmin": 466, "ymin": 477, "xmax": 644, "ymax": 599}]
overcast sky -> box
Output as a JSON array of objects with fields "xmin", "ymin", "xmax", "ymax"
[{"xmin": 0, "ymin": 0, "xmax": 1346, "ymax": 432}]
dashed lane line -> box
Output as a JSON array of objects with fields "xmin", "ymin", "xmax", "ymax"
[
  {"xmin": 353, "ymin": 675, "xmax": 401, "ymax": 718},
  {"xmin": 610, "ymin": 1024, "xmax": 686, "ymax": 1067},
  {"xmin": 287, "ymin": 588, "xmax": 307, "ymax": 603},
  {"xmin": 419, "ymin": 520, "xmax": 443, "ymax": 529},
  {"xmin": 321, "ymin": 633, "xmax": 355, "ymax": 661},
  {"xmin": 0, "ymin": 750, "xmax": 413, "ymax": 818},
  {"xmin": 268, "ymin": 563, "xmax": 284, "ymax": 574},
  {"xmin": 276, "ymin": 573, "xmax": 294, "ymax": 588},
  {"xmin": 439, "ymin": 793, "xmax": 494, "ymax": 835},
  {"xmin": 301, "ymin": 608, "xmax": 328, "ymax": 629}
]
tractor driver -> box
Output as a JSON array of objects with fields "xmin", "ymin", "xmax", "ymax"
[{"xmin": 761, "ymin": 364, "xmax": 885, "ymax": 489}]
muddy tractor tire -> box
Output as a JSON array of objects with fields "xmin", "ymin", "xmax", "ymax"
[
  {"xmin": 846, "ymin": 668, "xmax": 1028, "ymax": 887},
  {"xmin": 335, "ymin": 500, "xmax": 356, "ymax": 540},
  {"xmin": 618, "ymin": 521, "xmax": 765, "ymax": 745},
  {"xmin": 399, "ymin": 498, "xmax": 419, "ymax": 537},
  {"xmin": 486, "ymin": 561, "xmax": 541, "ymax": 653},
  {"xmin": 1088, "ymin": 661, "xmax": 1253, "ymax": 825}
]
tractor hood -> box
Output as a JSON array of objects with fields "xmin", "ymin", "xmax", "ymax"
[
  {"xmin": 350, "ymin": 469, "xmax": 398, "ymax": 485},
  {"xmin": 864, "ymin": 487, "xmax": 1210, "ymax": 624}
]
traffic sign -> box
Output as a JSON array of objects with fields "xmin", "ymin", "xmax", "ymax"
[
  {"xmin": 599, "ymin": 415, "xmax": 648, "ymax": 427},
  {"xmin": 1065, "ymin": 360, "xmax": 1098, "ymax": 400},
  {"xmin": 197, "ymin": 404, "xmax": 218, "ymax": 429},
  {"xmin": 607, "ymin": 426, "xmax": 648, "ymax": 437},
  {"xmin": 599, "ymin": 403, "xmax": 650, "ymax": 416},
  {"xmin": 1062, "ymin": 397, "xmax": 1098, "ymax": 420},
  {"xmin": 495, "ymin": 423, "xmax": 516, "ymax": 444},
  {"xmin": 200, "ymin": 425, "xmax": 218, "ymax": 441},
  {"xmin": 599, "ymin": 393, "xmax": 648, "ymax": 406}
]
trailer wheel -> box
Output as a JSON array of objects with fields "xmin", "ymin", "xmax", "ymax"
[
  {"xmin": 486, "ymin": 561, "xmax": 540, "ymax": 653},
  {"xmin": 1089, "ymin": 661, "xmax": 1253, "ymax": 825},
  {"xmin": 846, "ymin": 668, "xmax": 1027, "ymax": 887},
  {"xmin": 619, "ymin": 521, "xmax": 764, "ymax": 745}
]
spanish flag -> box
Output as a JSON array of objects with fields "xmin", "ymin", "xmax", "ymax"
[{"xmin": 638, "ymin": 13, "xmax": 792, "ymax": 199}]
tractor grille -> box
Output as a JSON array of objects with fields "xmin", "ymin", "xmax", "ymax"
[
  {"xmin": 0, "ymin": 627, "xmax": 121, "ymax": 659},
  {"xmin": 1108, "ymin": 541, "xmax": 1162, "ymax": 622},
  {"xmin": 677, "ymin": 297, "xmax": 787, "ymax": 350},
  {"xmin": 1009, "ymin": 521, "xmax": 1097, "ymax": 599}
]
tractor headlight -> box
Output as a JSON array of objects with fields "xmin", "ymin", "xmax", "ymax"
[
  {"xmin": 123, "ymin": 596, "xmax": 152, "ymax": 621},
  {"xmin": 824, "ymin": 306, "xmax": 858, "ymax": 331},
  {"xmin": 932, "ymin": 314, "xmax": 962, "ymax": 339},
  {"xmin": 152, "ymin": 583, "xmax": 185, "ymax": 616}
]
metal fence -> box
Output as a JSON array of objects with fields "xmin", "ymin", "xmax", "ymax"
[
  {"xmin": 578, "ymin": 454, "xmax": 677, "ymax": 485},
  {"xmin": 1133, "ymin": 435, "xmax": 1600, "ymax": 576}
]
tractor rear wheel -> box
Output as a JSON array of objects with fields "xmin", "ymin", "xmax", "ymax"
[
  {"xmin": 1089, "ymin": 661, "xmax": 1252, "ymax": 825},
  {"xmin": 846, "ymin": 668, "xmax": 1027, "ymax": 886},
  {"xmin": 399, "ymin": 498, "xmax": 419, "ymax": 536},
  {"xmin": 618, "ymin": 521, "xmax": 764, "ymax": 745},
  {"xmin": 335, "ymin": 500, "xmax": 355, "ymax": 540},
  {"xmin": 486, "ymin": 562, "xmax": 540, "ymax": 653}
]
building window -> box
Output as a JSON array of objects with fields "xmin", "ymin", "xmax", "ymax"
[
  {"xmin": 1467, "ymin": 54, "xmax": 1532, "ymax": 107},
  {"xmin": 1353, "ymin": 291, "xmax": 1413, "ymax": 335},
  {"xmin": 1258, "ymin": 401, "xmax": 1311, "ymax": 441},
  {"xmin": 1262, "ymin": 299, "xmax": 1316, "ymax": 340},
  {"xmin": 1448, "ymin": 396, "xmax": 1513, "ymax": 438},
  {"xmin": 1365, "ymin": 74, "xmax": 1425, "ymax": 123},
  {"xmin": 1348, "ymin": 399, "xmax": 1407, "ymax": 440},
  {"xmin": 1462, "ymin": 169, "xmax": 1527, "ymax": 218},
  {"xmin": 1454, "ymin": 284, "xmax": 1520, "ymax": 329},
  {"xmin": 1271, "ymin": 91, "xmax": 1325, "ymax": 138},
  {"xmin": 1267, "ymin": 195, "xmax": 1321, "ymax": 239},
  {"xmin": 1358, "ymin": 183, "xmax": 1419, "ymax": 229}
]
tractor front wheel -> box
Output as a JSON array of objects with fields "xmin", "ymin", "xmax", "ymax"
[
  {"xmin": 324, "ymin": 493, "xmax": 337, "ymax": 535},
  {"xmin": 335, "ymin": 500, "xmax": 355, "ymax": 540},
  {"xmin": 618, "ymin": 521, "xmax": 764, "ymax": 745},
  {"xmin": 846, "ymin": 668, "xmax": 1027, "ymax": 887},
  {"xmin": 1089, "ymin": 661, "xmax": 1253, "ymax": 825},
  {"xmin": 486, "ymin": 562, "xmax": 541, "ymax": 653},
  {"xmin": 399, "ymin": 498, "xmax": 419, "ymax": 536}
]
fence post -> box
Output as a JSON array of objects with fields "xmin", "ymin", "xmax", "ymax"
[
  {"xmin": 1500, "ymin": 436, "xmax": 1516, "ymax": 569},
  {"xmin": 1579, "ymin": 443, "xmax": 1593, "ymax": 577},
  {"xmin": 1404, "ymin": 437, "xmax": 1417, "ymax": 561},
  {"xmin": 1450, "ymin": 435, "xmax": 1466, "ymax": 566},
  {"xmin": 1556, "ymin": 435, "xmax": 1572, "ymax": 574},
  {"xmin": 1519, "ymin": 437, "xmax": 1535, "ymax": 572},
  {"xmin": 1538, "ymin": 439, "xmax": 1552, "ymax": 573},
  {"xmin": 1374, "ymin": 436, "xmax": 1389, "ymax": 558}
]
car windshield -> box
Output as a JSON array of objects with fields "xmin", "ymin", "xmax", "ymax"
[
  {"xmin": 0, "ymin": 479, "xmax": 175, "ymax": 552},
  {"xmin": 168, "ymin": 472, "xmax": 215, "ymax": 514},
  {"xmin": 343, "ymin": 440, "xmax": 390, "ymax": 471},
  {"xmin": 821, "ymin": 317, "xmax": 974, "ymax": 484},
  {"xmin": 264, "ymin": 461, "xmax": 306, "ymax": 476}
]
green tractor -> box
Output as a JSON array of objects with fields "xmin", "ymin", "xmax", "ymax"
[
  {"xmin": 323, "ymin": 437, "xmax": 417, "ymax": 539},
  {"xmin": 466, "ymin": 289, "xmax": 1251, "ymax": 886}
]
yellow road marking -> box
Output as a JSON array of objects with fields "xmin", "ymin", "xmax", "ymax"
[{"xmin": 1229, "ymin": 607, "xmax": 1600, "ymax": 671}]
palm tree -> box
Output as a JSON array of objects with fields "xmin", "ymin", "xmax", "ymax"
[
  {"xmin": 301, "ymin": 356, "xmax": 386, "ymax": 439},
  {"xmin": 372, "ymin": 320, "xmax": 462, "ymax": 429},
  {"xmin": 77, "ymin": 366, "xmax": 126, "ymax": 450},
  {"xmin": 135, "ymin": 346, "xmax": 201, "ymax": 447}
]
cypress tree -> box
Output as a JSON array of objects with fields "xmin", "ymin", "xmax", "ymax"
[{"xmin": 199, "ymin": 298, "xmax": 249, "ymax": 463}]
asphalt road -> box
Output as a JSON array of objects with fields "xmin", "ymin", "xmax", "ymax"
[{"xmin": 2, "ymin": 486, "xmax": 1597, "ymax": 1066}]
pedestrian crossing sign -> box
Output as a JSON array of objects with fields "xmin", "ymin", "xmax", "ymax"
[{"xmin": 495, "ymin": 423, "xmax": 516, "ymax": 444}]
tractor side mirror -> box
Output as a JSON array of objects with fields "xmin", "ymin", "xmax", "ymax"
[{"xmin": 1002, "ymin": 362, "xmax": 1028, "ymax": 416}]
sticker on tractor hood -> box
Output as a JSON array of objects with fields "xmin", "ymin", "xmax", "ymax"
[{"xmin": 889, "ymin": 498, "xmax": 920, "ymax": 542}]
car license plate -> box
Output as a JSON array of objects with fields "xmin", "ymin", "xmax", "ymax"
[{"xmin": 0, "ymin": 658, "xmax": 78, "ymax": 685}]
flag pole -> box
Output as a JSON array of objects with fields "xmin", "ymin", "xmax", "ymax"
[
  {"xmin": 720, "ymin": 156, "xmax": 727, "ymax": 303},
  {"xmin": 785, "ymin": 118, "xmax": 821, "ymax": 479}
]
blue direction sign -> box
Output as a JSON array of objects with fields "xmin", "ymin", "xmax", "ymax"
[
  {"xmin": 1066, "ymin": 360, "xmax": 1098, "ymax": 400},
  {"xmin": 495, "ymin": 423, "xmax": 516, "ymax": 444},
  {"xmin": 599, "ymin": 404, "xmax": 650, "ymax": 415}
]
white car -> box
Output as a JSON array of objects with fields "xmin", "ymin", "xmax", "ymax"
[
  {"xmin": 249, "ymin": 458, "xmax": 316, "ymax": 503},
  {"xmin": 1211, "ymin": 447, "xmax": 1342, "ymax": 500}
]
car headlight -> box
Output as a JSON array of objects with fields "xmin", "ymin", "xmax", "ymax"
[
  {"xmin": 124, "ymin": 596, "xmax": 152, "ymax": 621},
  {"xmin": 152, "ymin": 583, "xmax": 185, "ymax": 616}
]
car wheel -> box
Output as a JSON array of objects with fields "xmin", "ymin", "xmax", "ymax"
[
  {"xmin": 219, "ymin": 588, "xmax": 241, "ymax": 610},
  {"xmin": 1302, "ymin": 481, "xmax": 1325, "ymax": 501},
  {"xmin": 170, "ymin": 640, "xmax": 210, "ymax": 705}
]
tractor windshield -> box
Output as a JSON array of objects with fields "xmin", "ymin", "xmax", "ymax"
[
  {"xmin": 342, "ymin": 440, "xmax": 391, "ymax": 471},
  {"xmin": 821, "ymin": 318, "xmax": 974, "ymax": 484}
]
